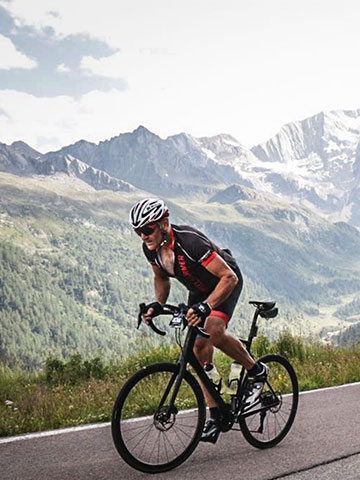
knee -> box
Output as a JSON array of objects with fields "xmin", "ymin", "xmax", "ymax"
[
  {"xmin": 193, "ymin": 342, "xmax": 202, "ymax": 357},
  {"xmin": 206, "ymin": 326, "xmax": 226, "ymax": 347},
  {"xmin": 204, "ymin": 317, "xmax": 226, "ymax": 346},
  {"xmin": 193, "ymin": 339, "xmax": 210, "ymax": 357}
]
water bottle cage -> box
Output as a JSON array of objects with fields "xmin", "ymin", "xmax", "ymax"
[
  {"xmin": 228, "ymin": 378, "xmax": 238, "ymax": 387},
  {"xmin": 210, "ymin": 377, "xmax": 222, "ymax": 393}
]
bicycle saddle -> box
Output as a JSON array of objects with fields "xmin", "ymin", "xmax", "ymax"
[{"xmin": 249, "ymin": 301, "xmax": 276, "ymax": 311}]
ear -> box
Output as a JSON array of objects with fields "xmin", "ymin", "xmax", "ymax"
[{"xmin": 159, "ymin": 217, "xmax": 169, "ymax": 231}]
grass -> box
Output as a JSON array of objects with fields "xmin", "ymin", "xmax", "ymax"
[{"xmin": 1, "ymin": 332, "xmax": 360, "ymax": 437}]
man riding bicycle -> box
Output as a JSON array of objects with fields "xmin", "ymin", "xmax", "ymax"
[{"xmin": 129, "ymin": 197, "xmax": 268, "ymax": 443}]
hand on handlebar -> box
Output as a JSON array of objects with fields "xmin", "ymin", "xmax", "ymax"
[
  {"xmin": 142, "ymin": 301, "xmax": 163, "ymax": 324},
  {"xmin": 186, "ymin": 302, "xmax": 211, "ymax": 326},
  {"xmin": 137, "ymin": 302, "xmax": 210, "ymax": 338},
  {"xmin": 186, "ymin": 308, "xmax": 202, "ymax": 326}
]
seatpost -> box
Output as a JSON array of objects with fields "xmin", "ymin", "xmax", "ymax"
[{"xmin": 247, "ymin": 307, "xmax": 260, "ymax": 350}]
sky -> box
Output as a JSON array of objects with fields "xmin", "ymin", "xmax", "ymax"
[{"xmin": 0, "ymin": 0, "xmax": 360, "ymax": 153}]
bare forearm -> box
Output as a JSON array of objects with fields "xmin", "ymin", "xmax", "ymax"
[
  {"xmin": 206, "ymin": 275, "xmax": 238, "ymax": 309},
  {"xmin": 154, "ymin": 276, "xmax": 171, "ymax": 304}
]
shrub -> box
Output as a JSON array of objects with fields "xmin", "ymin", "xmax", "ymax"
[
  {"xmin": 45, "ymin": 355, "xmax": 107, "ymax": 385},
  {"xmin": 275, "ymin": 329, "xmax": 305, "ymax": 361}
]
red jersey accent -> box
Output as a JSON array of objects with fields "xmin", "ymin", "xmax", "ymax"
[
  {"xmin": 201, "ymin": 251, "xmax": 217, "ymax": 267},
  {"xmin": 178, "ymin": 254, "xmax": 208, "ymax": 293},
  {"xmin": 142, "ymin": 224, "xmax": 238, "ymax": 295},
  {"xmin": 168, "ymin": 228, "xmax": 175, "ymax": 251}
]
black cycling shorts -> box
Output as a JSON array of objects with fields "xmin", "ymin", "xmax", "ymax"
[{"xmin": 187, "ymin": 266, "xmax": 243, "ymax": 325}]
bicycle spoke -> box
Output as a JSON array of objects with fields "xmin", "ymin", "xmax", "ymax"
[
  {"xmin": 172, "ymin": 424, "xmax": 193, "ymax": 440},
  {"xmin": 166, "ymin": 432, "xmax": 180, "ymax": 457},
  {"xmin": 146, "ymin": 431, "xmax": 158, "ymax": 463},
  {"xmin": 112, "ymin": 365, "xmax": 205, "ymax": 470},
  {"xmin": 122, "ymin": 423, "xmax": 153, "ymax": 442},
  {"xmin": 172, "ymin": 426, "xmax": 188, "ymax": 448},
  {"xmin": 239, "ymin": 355, "xmax": 298, "ymax": 448},
  {"xmin": 162, "ymin": 432, "xmax": 170, "ymax": 464},
  {"xmin": 174, "ymin": 421, "xmax": 197, "ymax": 429},
  {"xmin": 130, "ymin": 423, "xmax": 155, "ymax": 451},
  {"xmin": 138, "ymin": 426, "xmax": 154, "ymax": 459}
]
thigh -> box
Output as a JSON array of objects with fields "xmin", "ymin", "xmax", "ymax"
[{"xmin": 204, "ymin": 315, "xmax": 227, "ymax": 337}]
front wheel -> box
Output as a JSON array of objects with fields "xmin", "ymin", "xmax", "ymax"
[
  {"xmin": 239, "ymin": 354, "xmax": 299, "ymax": 449},
  {"xmin": 111, "ymin": 362, "xmax": 205, "ymax": 473}
]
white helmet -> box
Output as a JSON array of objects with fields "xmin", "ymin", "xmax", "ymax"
[{"xmin": 129, "ymin": 198, "xmax": 169, "ymax": 229}]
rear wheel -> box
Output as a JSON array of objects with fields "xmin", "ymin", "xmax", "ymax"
[
  {"xmin": 112, "ymin": 362, "xmax": 205, "ymax": 473},
  {"xmin": 239, "ymin": 354, "xmax": 298, "ymax": 449}
]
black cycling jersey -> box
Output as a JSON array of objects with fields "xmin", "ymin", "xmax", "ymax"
[{"xmin": 142, "ymin": 224, "xmax": 240, "ymax": 295}]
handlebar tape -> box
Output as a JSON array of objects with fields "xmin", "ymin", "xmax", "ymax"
[{"xmin": 138, "ymin": 303, "xmax": 166, "ymax": 336}]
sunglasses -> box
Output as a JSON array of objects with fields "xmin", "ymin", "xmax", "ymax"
[{"xmin": 134, "ymin": 223, "xmax": 158, "ymax": 236}]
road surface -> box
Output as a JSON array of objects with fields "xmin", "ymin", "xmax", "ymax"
[{"xmin": 1, "ymin": 383, "xmax": 360, "ymax": 480}]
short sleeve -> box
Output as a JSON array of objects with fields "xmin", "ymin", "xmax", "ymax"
[
  {"xmin": 199, "ymin": 250, "xmax": 217, "ymax": 267},
  {"xmin": 182, "ymin": 232, "xmax": 218, "ymax": 267}
]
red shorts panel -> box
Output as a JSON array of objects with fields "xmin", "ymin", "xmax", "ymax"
[{"xmin": 210, "ymin": 310, "xmax": 230, "ymax": 326}]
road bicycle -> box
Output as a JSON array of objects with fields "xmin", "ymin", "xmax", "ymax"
[{"xmin": 112, "ymin": 300, "xmax": 299, "ymax": 473}]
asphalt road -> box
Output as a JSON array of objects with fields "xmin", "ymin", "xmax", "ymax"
[{"xmin": 1, "ymin": 383, "xmax": 360, "ymax": 480}]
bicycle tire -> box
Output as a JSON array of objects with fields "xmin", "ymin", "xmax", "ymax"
[
  {"xmin": 111, "ymin": 362, "xmax": 206, "ymax": 473},
  {"xmin": 239, "ymin": 354, "xmax": 299, "ymax": 449}
]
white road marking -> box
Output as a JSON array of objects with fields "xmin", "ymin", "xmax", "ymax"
[
  {"xmin": 298, "ymin": 381, "xmax": 360, "ymax": 396},
  {"xmin": 1, "ymin": 381, "xmax": 359, "ymax": 445},
  {"xmin": 0, "ymin": 422, "xmax": 110, "ymax": 445}
]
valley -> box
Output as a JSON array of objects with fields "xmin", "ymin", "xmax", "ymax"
[{"xmin": 1, "ymin": 108, "xmax": 360, "ymax": 369}]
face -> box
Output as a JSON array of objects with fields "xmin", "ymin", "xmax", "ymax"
[{"xmin": 135, "ymin": 222, "xmax": 162, "ymax": 250}]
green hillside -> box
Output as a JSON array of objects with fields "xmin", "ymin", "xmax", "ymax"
[
  {"xmin": 0, "ymin": 174, "xmax": 192, "ymax": 369},
  {"xmin": 1, "ymin": 172, "xmax": 360, "ymax": 369}
]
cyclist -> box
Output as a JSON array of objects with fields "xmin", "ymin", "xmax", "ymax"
[{"xmin": 129, "ymin": 197, "xmax": 268, "ymax": 443}]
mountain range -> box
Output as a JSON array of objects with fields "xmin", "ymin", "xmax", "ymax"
[
  {"xmin": 2, "ymin": 109, "xmax": 360, "ymax": 228},
  {"xmin": 1, "ymin": 108, "xmax": 360, "ymax": 368}
]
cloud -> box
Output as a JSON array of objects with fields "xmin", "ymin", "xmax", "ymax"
[
  {"xmin": 0, "ymin": 89, "xmax": 136, "ymax": 153},
  {"xmin": 0, "ymin": 4, "xmax": 126, "ymax": 97},
  {"xmin": 1, "ymin": 0, "xmax": 360, "ymax": 152},
  {"xmin": 56, "ymin": 63, "xmax": 70, "ymax": 73},
  {"xmin": 0, "ymin": 33, "xmax": 37, "ymax": 69},
  {"xmin": 0, "ymin": 107, "xmax": 11, "ymax": 119}
]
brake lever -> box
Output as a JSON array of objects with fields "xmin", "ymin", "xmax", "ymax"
[
  {"xmin": 178, "ymin": 303, "xmax": 189, "ymax": 331},
  {"xmin": 137, "ymin": 303, "xmax": 166, "ymax": 336},
  {"xmin": 137, "ymin": 303, "xmax": 146, "ymax": 329}
]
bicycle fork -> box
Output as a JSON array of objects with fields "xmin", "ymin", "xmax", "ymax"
[{"xmin": 154, "ymin": 328, "xmax": 197, "ymax": 422}]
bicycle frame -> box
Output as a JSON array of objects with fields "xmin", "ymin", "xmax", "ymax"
[
  {"xmin": 165, "ymin": 325, "xmax": 233, "ymax": 431},
  {"xmin": 161, "ymin": 303, "xmax": 279, "ymax": 429}
]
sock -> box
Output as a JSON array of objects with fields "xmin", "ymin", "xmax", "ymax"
[{"xmin": 209, "ymin": 407, "xmax": 220, "ymax": 420}]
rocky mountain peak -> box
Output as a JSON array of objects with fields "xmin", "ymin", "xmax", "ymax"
[
  {"xmin": 0, "ymin": 142, "xmax": 35, "ymax": 174},
  {"xmin": 200, "ymin": 133, "xmax": 242, "ymax": 147},
  {"xmin": 1, "ymin": 108, "xmax": 360, "ymax": 228},
  {"xmin": 131, "ymin": 125, "xmax": 158, "ymax": 142},
  {"xmin": 252, "ymin": 109, "xmax": 360, "ymax": 165},
  {"xmin": 37, "ymin": 152, "xmax": 134, "ymax": 193},
  {"xmin": 208, "ymin": 184, "xmax": 253, "ymax": 204},
  {"xmin": 10, "ymin": 141, "xmax": 43, "ymax": 160}
]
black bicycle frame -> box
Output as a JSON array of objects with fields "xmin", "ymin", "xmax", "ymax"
[
  {"xmin": 162, "ymin": 305, "xmax": 279, "ymax": 424},
  {"xmin": 165, "ymin": 325, "xmax": 231, "ymax": 426}
]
